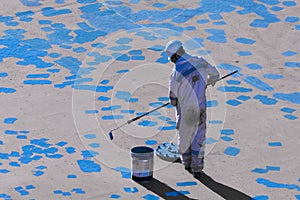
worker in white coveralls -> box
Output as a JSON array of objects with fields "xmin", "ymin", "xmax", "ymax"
[{"xmin": 165, "ymin": 40, "xmax": 220, "ymax": 178}]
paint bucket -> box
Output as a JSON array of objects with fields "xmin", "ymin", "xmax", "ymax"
[{"xmin": 131, "ymin": 146, "xmax": 154, "ymax": 181}]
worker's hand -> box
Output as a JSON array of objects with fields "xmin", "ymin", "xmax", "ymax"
[{"xmin": 170, "ymin": 99, "xmax": 177, "ymax": 106}]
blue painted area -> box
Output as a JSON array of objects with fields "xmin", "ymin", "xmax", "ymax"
[
  {"xmin": 0, "ymin": 72, "xmax": 8, "ymax": 77},
  {"xmin": 205, "ymin": 29, "xmax": 227, "ymax": 43},
  {"xmin": 124, "ymin": 187, "xmax": 138, "ymax": 193},
  {"xmin": 19, "ymin": 0, "xmax": 41, "ymax": 6},
  {"xmin": 101, "ymin": 105, "xmax": 122, "ymax": 111},
  {"xmin": 282, "ymin": 51, "xmax": 297, "ymax": 57},
  {"xmin": 110, "ymin": 194, "xmax": 121, "ymax": 198},
  {"xmin": 98, "ymin": 96, "xmax": 111, "ymax": 102},
  {"xmin": 209, "ymin": 120, "xmax": 222, "ymax": 124},
  {"xmin": 224, "ymin": 146, "xmax": 240, "ymax": 156},
  {"xmin": 77, "ymin": 160, "xmax": 101, "ymax": 173},
  {"xmin": 282, "ymin": 1, "xmax": 297, "ymax": 6},
  {"xmin": 235, "ymin": 37, "xmax": 256, "ymax": 44},
  {"xmin": 256, "ymin": 178, "xmax": 300, "ymax": 190},
  {"xmin": 285, "ymin": 62, "xmax": 300, "ymax": 68},
  {"xmin": 206, "ymin": 138, "xmax": 218, "ymax": 144},
  {"xmin": 143, "ymin": 194, "xmax": 159, "ymax": 200},
  {"xmin": 145, "ymin": 140, "xmax": 157, "ymax": 145},
  {"xmin": 245, "ymin": 63, "xmax": 263, "ymax": 70},
  {"xmin": 273, "ymin": 92, "xmax": 300, "ymax": 104},
  {"xmin": 68, "ymin": 174, "xmax": 77, "ymax": 179},
  {"xmin": 176, "ymin": 181, "xmax": 197, "ymax": 187},
  {"xmin": 81, "ymin": 150, "xmax": 98, "ymax": 158},
  {"xmin": 55, "ymin": 56, "xmax": 81, "ymax": 75},
  {"xmin": 138, "ymin": 120, "xmax": 158, "ymax": 127},
  {"xmin": 227, "ymin": 99, "xmax": 242, "ymax": 106},
  {"xmin": 252, "ymin": 166, "xmax": 280, "ymax": 174},
  {"xmin": 158, "ymin": 125, "xmax": 176, "ymax": 131},
  {"xmin": 166, "ymin": 190, "xmax": 190, "ymax": 196},
  {"xmin": 184, "ymin": 38, "xmax": 204, "ymax": 50},
  {"xmin": 0, "ymin": 87, "xmax": 16, "ymax": 94},
  {"xmin": 226, "ymin": 80, "xmax": 241, "ymax": 85},
  {"xmin": 217, "ymin": 64, "xmax": 241, "ymax": 76},
  {"xmin": 252, "ymin": 195, "xmax": 269, "ymax": 200},
  {"xmin": 73, "ymin": 47, "xmax": 87, "ymax": 53},
  {"xmin": 218, "ymin": 86, "xmax": 252, "ymax": 93},
  {"xmin": 243, "ymin": 76, "xmax": 274, "ymax": 91},
  {"xmin": 89, "ymin": 143, "xmax": 100, "ymax": 148},
  {"xmin": 153, "ymin": 3, "xmax": 166, "ymax": 8},
  {"xmin": 113, "ymin": 167, "xmax": 131, "ymax": 179},
  {"xmin": 220, "ymin": 136, "xmax": 234, "ymax": 142},
  {"xmin": 284, "ymin": 114, "xmax": 298, "ymax": 120},
  {"xmin": 26, "ymin": 73, "xmax": 50, "ymax": 78},
  {"xmin": 237, "ymin": 95, "xmax": 251, "ymax": 101},
  {"xmin": 65, "ymin": 147, "xmax": 76, "ymax": 154},
  {"xmin": 220, "ymin": 129, "xmax": 234, "ymax": 135},
  {"xmin": 207, "ymin": 100, "xmax": 218, "ymax": 107},
  {"xmin": 116, "ymin": 69, "xmax": 130, "ymax": 74},
  {"xmin": 280, "ymin": 107, "xmax": 296, "ymax": 113},
  {"xmin": 268, "ymin": 142, "xmax": 282, "ymax": 147},
  {"xmin": 237, "ymin": 51, "xmax": 252, "ymax": 56},
  {"xmin": 84, "ymin": 134, "xmax": 96, "ymax": 139},
  {"xmin": 263, "ymin": 74, "xmax": 283, "ymax": 80},
  {"xmin": 254, "ymin": 95, "xmax": 277, "ymax": 105},
  {"xmin": 4, "ymin": 118, "xmax": 17, "ymax": 124},
  {"xmin": 42, "ymin": 7, "xmax": 72, "ymax": 17},
  {"xmin": 85, "ymin": 110, "xmax": 98, "ymax": 114},
  {"xmin": 102, "ymin": 115, "xmax": 123, "ymax": 120},
  {"xmin": 270, "ymin": 6, "xmax": 283, "ymax": 11},
  {"xmin": 23, "ymin": 80, "xmax": 52, "ymax": 85}
]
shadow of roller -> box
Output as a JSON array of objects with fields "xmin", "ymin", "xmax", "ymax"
[
  {"xmin": 135, "ymin": 178, "xmax": 197, "ymax": 200},
  {"xmin": 196, "ymin": 172, "xmax": 252, "ymax": 200}
]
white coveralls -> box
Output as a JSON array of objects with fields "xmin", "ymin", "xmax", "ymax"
[{"xmin": 169, "ymin": 53, "xmax": 220, "ymax": 172}]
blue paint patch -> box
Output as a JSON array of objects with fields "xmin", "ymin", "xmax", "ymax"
[
  {"xmin": 284, "ymin": 114, "xmax": 298, "ymax": 120},
  {"xmin": 85, "ymin": 110, "xmax": 98, "ymax": 114},
  {"xmin": 237, "ymin": 51, "xmax": 252, "ymax": 56},
  {"xmin": 252, "ymin": 166, "xmax": 280, "ymax": 174},
  {"xmin": 42, "ymin": 7, "xmax": 72, "ymax": 17},
  {"xmin": 285, "ymin": 62, "xmax": 300, "ymax": 68},
  {"xmin": 285, "ymin": 16, "xmax": 299, "ymax": 22},
  {"xmin": 153, "ymin": 3, "xmax": 166, "ymax": 8},
  {"xmin": 207, "ymin": 100, "xmax": 218, "ymax": 107},
  {"xmin": 158, "ymin": 116, "xmax": 171, "ymax": 121},
  {"xmin": 245, "ymin": 63, "xmax": 263, "ymax": 70},
  {"xmin": 263, "ymin": 74, "xmax": 283, "ymax": 80},
  {"xmin": 270, "ymin": 6, "xmax": 283, "ymax": 11},
  {"xmin": 206, "ymin": 138, "xmax": 218, "ymax": 144},
  {"xmin": 113, "ymin": 167, "xmax": 131, "ymax": 179},
  {"xmin": 282, "ymin": 1, "xmax": 297, "ymax": 6},
  {"xmin": 47, "ymin": 68, "xmax": 60, "ymax": 73},
  {"xmin": 116, "ymin": 69, "xmax": 130, "ymax": 74},
  {"xmin": 226, "ymin": 80, "xmax": 241, "ymax": 85},
  {"xmin": 143, "ymin": 194, "xmax": 159, "ymax": 200},
  {"xmin": 121, "ymin": 110, "xmax": 135, "ymax": 114},
  {"xmin": 208, "ymin": 13, "xmax": 223, "ymax": 20},
  {"xmin": 23, "ymin": 80, "xmax": 52, "ymax": 85},
  {"xmin": 115, "ymin": 91, "xmax": 131, "ymax": 101},
  {"xmin": 282, "ymin": 51, "xmax": 297, "ymax": 57},
  {"xmin": 98, "ymin": 96, "xmax": 111, "ymax": 102},
  {"xmin": 56, "ymin": 141, "xmax": 67, "ymax": 147},
  {"xmin": 124, "ymin": 187, "xmax": 138, "ymax": 193},
  {"xmin": 0, "ymin": 169, "xmax": 10, "ymax": 174},
  {"xmin": 176, "ymin": 181, "xmax": 197, "ymax": 187},
  {"xmin": 280, "ymin": 107, "xmax": 296, "ymax": 113},
  {"xmin": 26, "ymin": 73, "xmax": 50, "ymax": 78},
  {"xmin": 166, "ymin": 190, "xmax": 190, "ymax": 196},
  {"xmin": 102, "ymin": 115, "xmax": 123, "ymax": 120},
  {"xmin": 81, "ymin": 150, "xmax": 98, "ymax": 158},
  {"xmin": 145, "ymin": 140, "xmax": 157, "ymax": 145},
  {"xmin": 205, "ymin": 29, "xmax": 227, "ymax": 43},
  {"xmin": 268, "ymin": 142, "xmax": 282, "ymax": 147},
  {"xmin": 237, "ymin": 95, "xmax": 251, "ymax": 101},
  {"xmin": 5, "ymin": 130, "xmax": 18, "ymax": 135},
  {"xmin": 220, "ymin": 136, "xmax": 234, "ymax": 142},
  {"xmin": 4, "ymin": 118, "xmax": 17, "ymax": 124},
  {"xmin": 55, "ymin": 56, "xmax": 81, "ymax": 75},
  {"xmin": 220, "ymin": 129, "xmax": 234, "ymax": 135},
  {"xmin": 218, "ymin": 86, "xmax": 252, "ymax": 93},
  {"xmin": 67, "ymin": 174, "xmax": 77, "ymax": 179},
  {"xmin": 0, "ymin": 87, "xmax": 16, "ymax": 93},
  {"xmin": 138, "ymin": 120, "xmax": 158, "ymax": 127},
  {"xmin": 0, "ymin": 72, "xmax": 8, "ymax": 77},
  {"xmin": 273, "ymin": 92, "xmax": 300, "ymax": 104},
  {"xmin": 235, "ymin": 37, "xmax": 256, "ymax": 44},
  {"xmin": 101, "ymin": 105, "xmax": 122, "ymax": 111},
  {"xmin": 256, "ymin": 178, "xmax": 300, "ymax": 190},
  {"xmin": 197, "ymin": 19, "xmax": 209, "ymax": 24},
  {"xmin": 184, "ymin": 38, "xmax": 204, "ymax": 50},
  {"xmin": 227, "ymin": 99, "xmax": 242, "ymax": 106},
  {"xmin": 243, "ymin": 76, "xmax": 274, "ymax": 91},
  {"xmin": 158, "ymin": 126, "xmax": 176, "ymax": 131},
  {"xmin": 73, "ymin": 47, "xmax": 87, "ymax": 53},
  {"xmin": 209, "ymin": 120, "xmax": 222, "ymax": 124},
  {"xmin": 254, "ymin": 95, "xmax": 277, "ymax": 105},
  {"xmin": 77, "ymin": 160, "xmax": 101, "ymax": 173},
  {"xmin": 84, "ymin": 134, "xmax": 96, "ymax": 139},
  {"xmin": 224, "ymin": 146, "xmax": 240, "ymax": 156},
  {"xmin": 89, "ymin": 143, "xmax": 100, "ymax": 148},
  {"xmin": 252, "ymin": 195, "xmax": 269, "ymax": 200},
  {"xmin": 110, "ymin": 194, "xmax": 121, "ymax": 198}
]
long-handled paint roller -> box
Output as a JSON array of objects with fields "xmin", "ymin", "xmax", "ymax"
[{"xmin": 108, "ymin": 70, "xmax": 238, "ymax": 140}]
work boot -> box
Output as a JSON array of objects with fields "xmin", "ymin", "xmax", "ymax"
[{"xmin": 193, "ymin": 171, "xmax": 204, "ymax": 179}]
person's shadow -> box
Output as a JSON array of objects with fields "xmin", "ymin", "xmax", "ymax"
[{"xmin": 135, "ymin": 172, "xmax": 252, "ymax": 200}]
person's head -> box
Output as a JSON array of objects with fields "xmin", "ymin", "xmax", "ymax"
[{"xmin": 165, "ymin": 40, "xmax": 185, "ymax": 63}]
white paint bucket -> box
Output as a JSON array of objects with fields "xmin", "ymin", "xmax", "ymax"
[{"xmin": 131, "ymin": 146, "xmax": 154, "ymax": 181}]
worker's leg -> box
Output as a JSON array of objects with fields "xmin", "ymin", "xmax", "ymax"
[
  {"xmin": 178, "ymin": 107, "xmax": 200, "ymax": 169},
  {"xmin": 191, "ymin": 110, "xmax": 206, "ymax": 172}
]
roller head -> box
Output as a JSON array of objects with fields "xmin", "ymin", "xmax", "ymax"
[{"xmin": 109, "ymin": 131, "xmax": 113, "ymax": 140}]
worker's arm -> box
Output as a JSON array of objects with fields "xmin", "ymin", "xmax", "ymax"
[
  {"xmin": 203, "ymin": 58, "xmax": 220, "ymax": 86},
  {"xmin": 169, "ymin": 70, "xmax": 178, "ymax": 106}
]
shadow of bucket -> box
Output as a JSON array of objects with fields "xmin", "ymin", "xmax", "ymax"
[{"xmin": 131, "ymin": 146, "xmax": 154, "ymax": 182}]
